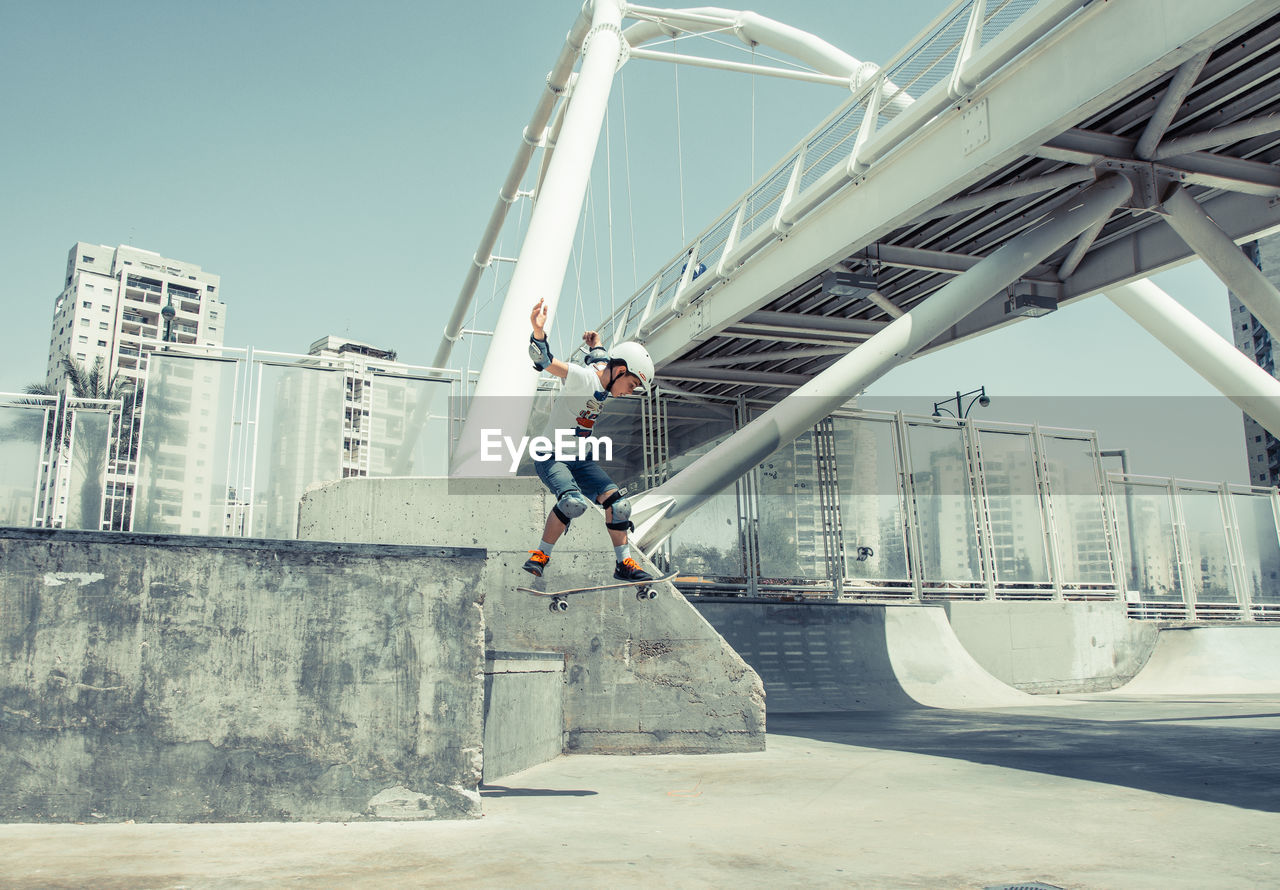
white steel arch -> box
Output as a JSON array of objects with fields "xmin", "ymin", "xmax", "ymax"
[{"xmin": 446, "ymin": 1, "xmax": 912, "ymax": 474}]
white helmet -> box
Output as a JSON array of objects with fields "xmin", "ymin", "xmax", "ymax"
[{"xmin": 608, "ymin": 341, "xmax": 655, "ymax": 394}]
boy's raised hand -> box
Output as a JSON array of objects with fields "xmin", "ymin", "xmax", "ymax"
[
  {"xmin": 530, "ymin": 299, "xmax": 548, "ymax": 340},
  {"xmin": 583, "ymin": 330, "xmax": 601, "ymax": 349}
]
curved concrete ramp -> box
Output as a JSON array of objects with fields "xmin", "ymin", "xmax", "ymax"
[
  {"xmin": 882, "ymin": 606, "xmax": 1039, "ymax": 709},
  {"xmin": 1112, "ymin": 625, "xmax": 1280, "ymax": 695},
  {"xmin": 693, "ymin": 602, "xmax": 1039, "ymax": 712}
]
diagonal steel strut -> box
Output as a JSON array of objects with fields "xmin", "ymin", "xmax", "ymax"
[{"xmin": 632, "ymin": 173, "xmax": 1135, "ymax": 552}]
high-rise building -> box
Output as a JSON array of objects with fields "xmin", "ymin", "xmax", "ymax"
[
  {"xmin": 1230, "ymin": 239, "xmax": 1279, "ymax": 487},
  {"xmin": 44, "ymin": 243, "xmax": 227, "ymax": 531},
  {"xmin": 47, "ymin": 243, "xmax": 226, "ymax": 389}
]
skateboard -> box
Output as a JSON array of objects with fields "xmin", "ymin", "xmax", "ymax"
[{"xmin": 518, "ymin": 571, "xmax": 679, "ymax": 613}]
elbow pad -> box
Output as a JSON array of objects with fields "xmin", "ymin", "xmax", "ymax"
[{"xmin": 529, "ymin": 335, "xmax": 554, "ymax": 371}]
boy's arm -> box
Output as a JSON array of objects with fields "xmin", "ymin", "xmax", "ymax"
[
  {"xmin": 530, "ymin": 299, "xmax": 569, "ymax": 379},
  {"xmin": 582, "ymin": 329, "xmax": 609, "ymax": 365}
]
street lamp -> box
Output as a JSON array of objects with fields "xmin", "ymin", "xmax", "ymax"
[
  {"xmin": 932, "ymin": 385, "xmax": 990, "ymax": 419},
  {"xmin": 161, "ymin": 296, "xmax": 176, "ymax": 344}
]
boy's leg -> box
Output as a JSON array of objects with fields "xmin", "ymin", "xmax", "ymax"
[
  {"xmin": 525, "ymin": 458, "xmax": 596, "ymax": 577},
  {"xmin": 540, "ymin": 510, "xmax": 568, "ymax": 546},
  {"xmin": 571, "ymin": 460, "xmax": 652, "ymax": 583}
]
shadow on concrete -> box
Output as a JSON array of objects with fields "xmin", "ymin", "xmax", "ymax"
[
  {"xmin": 479, "ymin": 786, "xmax": 598, "ymax": 798},
  {"xmin": 768, "ymin": 700, "xmax": 1280, "ymax": 813}
]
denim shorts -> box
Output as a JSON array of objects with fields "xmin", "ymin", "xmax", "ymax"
[{"xmin": 534, "ymin": 456, "xmax": 618, "ymax": 503}]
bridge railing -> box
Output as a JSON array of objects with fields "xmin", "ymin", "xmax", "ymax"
[{"xmin": 596, "ymin": 0, "xmax": 1076, "ymax": 350}]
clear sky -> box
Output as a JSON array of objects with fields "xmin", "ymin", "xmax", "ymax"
[{"xmin": 0, "ymin": 0, "xmax": 1255, "ymax": 483}]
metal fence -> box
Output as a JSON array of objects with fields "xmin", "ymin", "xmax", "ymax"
[
  {"xmin": 5, "ymin": 353, "xmax": 1277, "ymax": 621},
  {"xmin": 0, "ymin": 393, "xmax": 126, "ymax": 531},
  {"xmin": 1, "ymin": 345, "xmax": 461, "ymax": 539},
  {"xmin": 635, "ymin": 394, "xmax": 1279, "ymax": 621}
]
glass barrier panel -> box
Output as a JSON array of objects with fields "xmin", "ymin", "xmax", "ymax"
[
  {"xmin": 1111, "ymin": 482, "xmax": 1182, "ymax": 603},
  {"xmin": 369, "ymin": 375, "xmax": 450, "ymax": 477},
  {"xmin": 832, "ymin": 416, "xmax": 909, "ymax": 582},
  {"xmin": 1041, "ymin": 436, "xmax": 1114, "ymax": 586},
  {"xmin": 134, "ymin": 355, "xmax": 239, "ymax": 536},
  {"xmin": 904, "ymin": 422, "xmax": 982, "ymax": 584},
  {"xmin": 667, "ymin": 406, "xmax": 742, "ymax": 578},
  {"xmin": 63, "ymin": 410, "xmax": 112, "ymax": 530},
  {"xmin": 0, "ymin": 404, "xmax": 47, "ymax": 526},
  {"xmin": 1232, "ymin": 492, "xmax": 1280, "ymax": 607},
  {"xmin": 1176, "ymin": 488, "xmax": 1236, "ymax": 606},
  {"xmin": 977, "ymin": 429, "xmax": 1050, "ymax": 585},
  {"xmin": 249, "ymin": 363, "xmax": 344, "ymax": 539},
  {"xmin": 756, "ymin": 428, "xmax": 824, "ymax": 580}
]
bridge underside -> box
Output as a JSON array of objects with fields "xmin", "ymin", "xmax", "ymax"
[{"xmin": 646, "ymin": 2, "xmax": 1280, "ymax": 404}]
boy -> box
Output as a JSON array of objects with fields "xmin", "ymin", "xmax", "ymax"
[{"xmin": 522, "ymin": 298, "xmax": 655, "ymax": 583}]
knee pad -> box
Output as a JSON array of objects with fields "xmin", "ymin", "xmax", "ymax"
[
  {"xmin": 601, "ymin": 489, "xmax": 631, "ymax": 522},
  {"xmin": 555, "ymin": 490, "xmax": 591, "ymax": 522}
]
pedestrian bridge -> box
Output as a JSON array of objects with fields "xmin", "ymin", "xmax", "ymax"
[{"xmin": 446, "ymin": 0, "xmax": 1280, "ymax": 562}]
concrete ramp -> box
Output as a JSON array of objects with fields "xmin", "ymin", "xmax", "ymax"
[
  {"xmin": 694, "ymin": 601, "xmax": 1040, "ymax": 712},
  {"xmin": 1111, "ymin": 625, "xmax": 1280, "ymax": 696}
]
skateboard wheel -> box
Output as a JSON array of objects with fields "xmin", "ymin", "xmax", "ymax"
[
  {"xmin": 555, "ymin": 599, "xmax": 568, "ymax": 612},
  {"xmin": 548, "ymin": 600, "xmax": 558, "ymax": 613},
  {"xmin": 647, "ymin": 589, "xmax": 657, "ymax": 599}
]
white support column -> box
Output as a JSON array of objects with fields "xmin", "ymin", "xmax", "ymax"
[
  {"xmin": 632, "ymin": 173, "xmax": 1134, "ymax": 551},
  {"xmin": 451, "ymin": 0, "xmax": 623, "ymax": 476},
  {"xmin": 1160, "ymin": 185, "xmax": 1280, "ymax": 338},
  {"xmin": 1107, "ymin": 278, "xmax": 1280, "ymax": 439}
]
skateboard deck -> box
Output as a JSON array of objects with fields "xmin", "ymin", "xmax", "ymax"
[{"xmin": 519, "ymin": 571, "xmax": 678, "ymax": 612}]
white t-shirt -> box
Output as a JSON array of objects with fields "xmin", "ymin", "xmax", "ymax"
[{"xmin": 542, "ymin": 362, "xmax": 608, "ymax": 442}]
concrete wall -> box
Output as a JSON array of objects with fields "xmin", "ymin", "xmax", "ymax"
[
  {"xmin": 483, "ymin": 654, "xmax": 564, "ymax": 782},
  {"xmin": 942, "ymin": 600, "xmax": 1159, "ymax": 693},
  {"xmin": 300, "ymin": 477, "xmax": 765, "ymax": 755},
  {"xmin": 0, "ymin": 528, "xmax": 487, "ymax": 823}
]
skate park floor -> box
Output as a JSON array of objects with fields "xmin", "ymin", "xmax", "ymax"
[{"xmin": 3, "ymin": 695, "xmax": 1279, "ymax": 889}]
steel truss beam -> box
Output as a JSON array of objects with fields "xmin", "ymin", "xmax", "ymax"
[
  {"xmin": 1063, "ymin": 188, "xmax": 1280, "ymax": 301},
  {"xmin": 665, "ymin": 345, "xmax": 849, "ymax": 368},
  {"xmin": 657, "ymin": 366, "xmax": 812, "ymax": 388},
  {"xmin": 1038, "ymin": 128, "xmax": 1280, "ymax": 195},
  {"xmin": 1160, "ymin": 184, "xmax": 1280, "ymax": 337}
]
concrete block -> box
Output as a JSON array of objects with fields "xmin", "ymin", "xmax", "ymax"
[
  {"xmin": 300, "ymin": 477, "xmax": 765, "ymax": 757},
  {"xmin": 0, "ymin": 528, "xmax": 487, "ymax": 823},
  {"xmin": 483, "ymin": 653, "xmax": 564, "ymax": 782}
]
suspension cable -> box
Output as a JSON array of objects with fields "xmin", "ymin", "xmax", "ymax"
[
  {"xmin": 673, "ymin": 33, "xmax": 687, "ymax": 244},
  {"xmin": 620, "ymin": 70, "xmax": 639, "ymax": 294}
]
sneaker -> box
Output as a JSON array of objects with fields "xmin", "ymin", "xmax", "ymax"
[
  {"xmin": 614, "ymin": 557, "xmax": 653, "ymax": 583},
  {"xmin": 523, "ymin": 550, "xmax": 550, "ymax": 577}
]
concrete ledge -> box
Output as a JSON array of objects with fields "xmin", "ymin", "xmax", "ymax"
[
  {"xmin": 0, "ymin": 528, "xmax": 487, "ymax": 823},
  {"xmin": 300, "ymin": 477, "xmax": 766, "ymax": 758},
  {"xmin": 0, "ymin": 526, "xmax": 484, "ymax": 560}
]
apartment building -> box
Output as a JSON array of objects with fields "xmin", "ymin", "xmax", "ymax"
[
  {"xmin": 47, "ymin": 243, "xmax": 226, "ymax": 388},
  {"xmin": 1230, "ymin": 238, "xmax": 1280, "ymax": 486},
  {"xmin": 44, "ymin": 243, "xmax": 227, "ymax": 530}
]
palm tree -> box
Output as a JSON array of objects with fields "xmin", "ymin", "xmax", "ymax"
[{"xmin": 21, "ymin": 357, "xmax": 137, "ymax": 529}]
